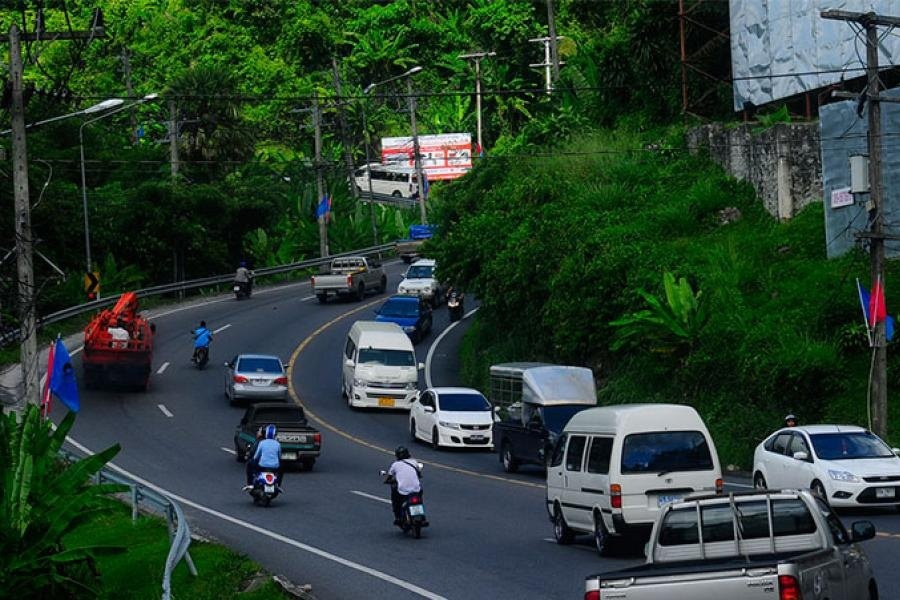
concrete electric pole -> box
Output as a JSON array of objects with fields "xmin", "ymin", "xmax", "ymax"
[
  {"xmin": 458, "ymin": 51, "xmax": 495, "ymax": 156},
  {"xmin": 312, "ymin": 92, "xmax": 329, "ymax": 258},
  {"xmin": 823, "ymin": 9, "xmax": 900, "ymax": 438},
  {"xmin": 407, "ymin": 78, "xmax": 427, "ymax": 225}
]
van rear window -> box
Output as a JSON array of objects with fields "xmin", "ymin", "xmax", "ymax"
[{"xmin": 621, "ymin": 431, "xmax": 713, "ymax": 474}]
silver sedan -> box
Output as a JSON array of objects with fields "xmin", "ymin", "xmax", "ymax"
[{"xmin": 224, "ymin": 354, "xmax": 288, "ymax": 405}]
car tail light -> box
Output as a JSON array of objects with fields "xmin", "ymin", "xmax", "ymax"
[
  {"xmin": 715, "ymin": 478, "xmax": 724, "ymax": 494},
  {"xmin": 313, "ymin": 433, "xmax": 321, "ymax": 445},
  {"xmin": 584, "ymin": 591, "xmax": 600, "ymax": 600},
  {"xmin": 778, "ymin": 575, "xmax": 800, "ymax": 600},
  {"xmin": 346, "ymin": 275, "xmax": 352, "ymax": 287},
  {"xmin": 610, "ymin": 484, "xmax": 622, "ymax": 509},
  {"xmin": 310, "ymin": 276, "xmax": 315, "ymax": 285},
  {"xmin": 274, "ymin": 376, "xmax": 288, "ymax": 385},
  {"xmin": 233, "ymin": 375, "xmax": 249, "ymax": 383}
]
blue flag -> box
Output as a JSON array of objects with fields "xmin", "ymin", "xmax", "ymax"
[
  {"xmin": 49, "ymin": 337, "xmax": 80, "ymax": 412},
  {"xmin": 316, "ymin": 194, "xmax": 331, "ymax": 222},
  {"xmin": 856, "ymin": 279, "xmax": 894, "ymax": 343}
]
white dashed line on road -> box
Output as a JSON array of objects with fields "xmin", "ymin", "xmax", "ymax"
[
  {"xmin": 221, "ymin": 447, "xmax": 237, "ymax": 455},
  {"xmin": 213, "ymin": 323, "xmax": 232, "ymax": 334},
  {"xmin": 156, "ymin": 361, "xmax": 170, "ymax": 374},
  {"xmin": 157, "ymin": 404, "xmax": 173, "ymax": 418},
  {"xmin": 351, "ymin": 490, "xmax": 392, "ymax": 505}
]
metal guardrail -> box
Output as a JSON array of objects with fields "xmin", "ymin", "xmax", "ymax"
[
  {"xmin": 1, "ymin": 243, "xmax": 397, "ymax": 345},
  {"xmin": 60, "ymin": 448, "xmax": 197, "ymax": 600}
]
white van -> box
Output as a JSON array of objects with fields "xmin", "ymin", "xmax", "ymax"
[
  {"xmin": 545, "ymin": 404, "xmax": 722, "ymax": 555},
  {"xmin": 341, "ymin": 321, "xmax": 424, "ymax": 409},
  {"xmin": 353, "ymin": 164, "xmax": 419, "ymax": 198}
]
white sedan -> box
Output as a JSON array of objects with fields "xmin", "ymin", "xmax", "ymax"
[
  {"xmin": 409, "ymin": 387, "xmax": 493, "ymax": 450},
  {"xmin": 752, "ymin": 425, "xmax": 900, "ymax": 509}
]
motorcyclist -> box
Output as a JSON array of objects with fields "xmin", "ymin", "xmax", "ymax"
[
  {"xmin": 249, "ymin": 424, "xmax": 282, "ymax": 488},
  {"xmin": 191, "ymin": 320, "xmax": 213, "ymax": 362},
  {"xmin": 385, "ymin": 446, "xmax": 424, "ymax": 526},
  {"xmin": 234, "ymin": 261, "xmax": 254, "ymax": 295},
  {"xmin": 784, "ymin": 413, "xmax": 798, "ymax": 428}
]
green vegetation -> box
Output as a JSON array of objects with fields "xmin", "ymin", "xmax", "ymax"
[
  {"xmin": 65, "ymin": 503, "xmax": 285, "ymax": 600},
  {"xmin": 432, "ymin": 126, "xmax": 898, "ymax": 468}
]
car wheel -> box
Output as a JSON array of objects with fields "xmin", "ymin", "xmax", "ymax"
[
  {"xmin": 356, "ymin": 283, "xmax": 365, "ymax": 301},
  {"xmin": 379, "ymin": 276, "xmax": 387, "ymax": 293},
  {"xmin": 410, "ymin": 419, "xmax": 417, "ymax": 443},
  {"xmin": 392, "ymin": 190, "xmax": 402, "ymax": 198},
  {"xmin": 594, "ymin": 511, "xmax": 614, "ymax": 556},
  {"xmin": 869, "ymin": 580, "xmax": 879, "ymax": 600},
  {"xmin": 431, "ymin": 427, "xmax": 440, "ymax": 450},
  {"xmin": 753, "ymin": 472, "xmax": 767, "ymax": 490},
  {"xmin": 811, "ymin": 480, "xmax": 828, "ymax": 502},
  {"xmin": 501, "ymin": 441, "xmax": 519, "ymax": 473},
  {"xmin": 552, "ymin": 505, "xmax": 574, "ymax": 545},
  {"xmin": 301, "ymin": 458, "xmax": 315, "ymax": 471},
  {"xmin": 317, "ymin": 293, "xmax": 328, "ymax": 304},
  {"xmin": 234, "ymin": 442, "xmax": 245, "ymax": 463}
]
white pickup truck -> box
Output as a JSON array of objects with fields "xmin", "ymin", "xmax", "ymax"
[
  {"xmin": 311, "ymin": 256, "xmax": 387, "ymax": 303},
  {"xmin": 584, "ymin": 490, "xmax": 878, "ymax": 600}
]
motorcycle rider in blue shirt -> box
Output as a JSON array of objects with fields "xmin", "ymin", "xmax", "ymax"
[
  {"xmin": 246, "ymin": 424, "xmax": 282, "ymax": 490},
  {"xmin": 191, "ymin": 320, "xmax": 213, "ymax": 363}
]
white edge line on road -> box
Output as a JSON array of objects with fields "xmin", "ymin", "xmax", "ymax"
[
  {"xmin": 213, "ymin": 323, "xmax": 232, "ymax": 334},
  {"xmin": 351, "ymin": 490, "xmax": 391, "ymax": 505},
  {"xmin": 424, "ymin": 307, "xmax": 480, "ymax": 388},
  {"xmin": 63, "ymin": 436, "xmax": 447, "ymax": 600},
  {"xmin": 157, "ymin": 404, "xmax": 173, "ymax": 418},
  {"xmin": 156, "ymin": 361, "xmax": 170, "ymax": 375},
  {"xmin": 221, "ymin": 447, "xmax": 237, "ymax": 455}
]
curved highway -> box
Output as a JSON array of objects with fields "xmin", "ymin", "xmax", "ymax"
[{"xmin": 63, "ymin": 261, "xmax": 900, "ymax": 599}]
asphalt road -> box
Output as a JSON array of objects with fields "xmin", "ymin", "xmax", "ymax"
[{"xmin": 61, "ymin": 262, "xmax": 900, "ymax": 600}]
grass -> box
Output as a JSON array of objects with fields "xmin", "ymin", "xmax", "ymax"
[{"xmin": 65, "ymin": 501, "xmax": 288, "ymax": 599}]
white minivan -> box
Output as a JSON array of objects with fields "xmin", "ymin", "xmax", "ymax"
[
  {"xmin": 545, "ymin": 404, "xmax": 722, "ymax": 555},
  {"xmin": 341, "ymin": 321, "xmax": 423, "ymax": 409}
]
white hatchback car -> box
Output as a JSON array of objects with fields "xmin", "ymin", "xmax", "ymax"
[
  {"xmin": 397, "ymin": 259, "xmax": 443, "ymax": 307},
  {"xmin": 752, "ymin": 425, "xmax": 900, "ymax": 509},
  {"xmin": 409, "ymin": 387, "xmax": 493, "ymax": 449}
]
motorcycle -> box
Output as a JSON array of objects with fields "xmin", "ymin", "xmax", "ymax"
[
  {"xmin": 381, "ymin": 466, "xmax": 428, "ymax": 538},
  {"xmin": 233, "ymin": 279, "xmax": 252, "ymax": 300},
  {"xmin": 248, "ymin": 470, "xmax": 281, "ymax": 507},
  {"xmin": 446, "ymin": 289, "xmax": 464, "ymax": 322}
]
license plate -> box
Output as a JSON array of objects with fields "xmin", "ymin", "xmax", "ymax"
[
  {"xmin": 657, "ymin": 495, "xmax": 683, "ymax": 507},
  {"xmin": 876, "ymin": 487, "xmax": 896, "ymax": 498},
  {"xmin": 252, "ymin": 379, "xmax": 268, "ymax": 386},
  {"xmin": 408, "ymin": 504, "xmax": 425, "ymax": 516},
  {"xmin": 233, "ymin": 286, "xmax": 241, "ymax": 292},
  {"xmin": 264, "ymin": 484, "xmax": 275, "ymax": 493},
  {"xmin": 378, "ymin": 397, "xmax": 395, "ymax": 407},
  {"xmin": 282, "ymin": 452, "xmax": 297, "ymax": 460},
  {"xmin": 470, "ymin": 435, "xmax": 486, "ymax": 441}
]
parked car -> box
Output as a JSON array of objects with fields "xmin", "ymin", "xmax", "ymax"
[
  {"xmin": 224, "ymin": 354, "xmax": 288, "ymax": 405},
  {"xmin": 311, "ymin": 256, "xmax": 387, "ymax": 303},
  {"xmin": 375, "ymin": 294, "xmax": 433, "ymax": 342},
  {"xmin": 584, "ymin": 489, "xmax": 879, "ymax": 600},
  {"xmin": 397, "ymin": 259, "xmax": 443, "ymax": 307},
  {"xmin": 409, "ymin": 387, "xmax": 493, "ymax": 449},
  {"xmin": 547, "ymin": 403, "xmax": 722, "ymax": 554},
  {"xmin": 753, "ymin": 424, "xmax": 900, "ymax": 509},
  {"xmin": 233, "ymin": 403, "xmax": 321, "ymax": 471}
]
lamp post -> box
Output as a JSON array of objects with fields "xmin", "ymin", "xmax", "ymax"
[
  {"xmin": 359, "ymin": 96, "xmax": 379, "ymax": 244},
  {"xmin": 79, "ymin": 93, "xmax": 158, "ymax": 278},
  {"xmin": 364, "ymin": 66, "xmax": 426, "ymax": 223}
]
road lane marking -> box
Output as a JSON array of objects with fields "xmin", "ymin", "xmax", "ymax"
[
  {"xmin": 158, "ymin": 404, "xmax": 173, "ymax": 418},
  {"xmin": 300, "ymin": 295, "xmax": 315, "ymax": 302},
  {"xmin": 213, "ymin": 323, "xmax": 232, "ymax": 334},
  {"xmin": 877, "ymin": 532, "xmax": 900, "ymax": 539},
  {"xmin": 63, "ymin": 436, "xmax": 446, "ymax": 600},
  {"xmin": 351, "ymin": 490, "xmax": 391, "ymax": 504},
  {"xmin": 285, "ymin": 299, "xmax": 544, "ymax": 490},
  {"xmin": 156, "ymin": 361, "xmax": 170, "ymax": 375},
  {"xmin": 221, "ymin": 447, "xmax": 237, "ymax": 455},
  {"xmin": 424, "ymin": 307, "xmax": 479, "ymax": 388}
]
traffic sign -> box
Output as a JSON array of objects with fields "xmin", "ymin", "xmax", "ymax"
[{"xmin": 84, "ymin": 271, "xmax": 100, "ymax": 300}]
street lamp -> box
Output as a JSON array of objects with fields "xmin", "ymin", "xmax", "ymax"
[
  {"xmin": 364, "ymin": 66, "xmax": 427, "ymax": 224},
  {"xmin": 0, "ymin": 98, "xmax": 124, "ymax": 136},
  {"xmin": 79, "ymin": 93, "xmax": 158, "ymax": 278}
]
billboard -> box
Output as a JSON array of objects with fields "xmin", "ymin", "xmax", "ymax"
[
  {"xmin": 731, "ymin": 0, "xmax": 900, "ymax": 111},
  {"xmin": 381, "ymin": 133, "xmax": 472, "ymax": 181}
]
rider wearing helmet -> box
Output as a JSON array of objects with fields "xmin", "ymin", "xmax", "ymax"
[
  {"xmin": 192, "ymin": 320, "xmax": 213, "ymax": 362},
  {"xmin": 249, "ymin": 424, "xmax": 282, "ymax": 488},
  {"xmin": 387, "ymin": 445, "xmax": 423, "ymax": 525},
  {"xmin": 784, "ymin": 413, "xmax": 798, "ymax": 428},
  {"xmin": 234, "ymin": 260, "xmax": 254, "ymax": 295}
]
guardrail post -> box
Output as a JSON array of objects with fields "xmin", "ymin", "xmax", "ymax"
[{"xmin": 131, "ymin": 486, "xmax": 139, "ymax": 522}]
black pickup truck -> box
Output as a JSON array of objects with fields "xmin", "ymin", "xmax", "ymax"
[{"xmin": 233, "ymin": 403, "xmax": 321, "ymax": 470}]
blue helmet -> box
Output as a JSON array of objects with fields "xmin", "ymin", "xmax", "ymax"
[
  {"xmin": 239, "ymin": 260, "xmax": 247, "ymax": 268},
  {"xmin": 265, "ymin": 424, "xmax": 277, "ymax": 439}
]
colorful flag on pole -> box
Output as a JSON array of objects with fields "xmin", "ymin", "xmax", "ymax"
[
  {"xmin": 870, "ymin": 277, "xmax": 887, "ymax": 324},
  {"xmin": 49, "ymin": 336, "xmax": 80, "ymax": 413},
  {"xmin": 856, "ymin": 278, "xmax": 894, "ymax": 344},
  {"xmin": 316, "ymin": 193, "xmax": 332, "ymax": 223},
  {"xmin": 41, "ymin": 341, "xmax": 55, "ymax": 418}
]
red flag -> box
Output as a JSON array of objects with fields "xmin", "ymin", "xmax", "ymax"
[
  {"xmin": 870, "ymin": 278, "xmax": 887, "ymax": 325},
  {"xmin": 41, "ymin": 341, "xmax": 55, "ymax": 418}
]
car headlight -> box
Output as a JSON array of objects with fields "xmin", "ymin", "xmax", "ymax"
[
  {"xmin": 353, "ymin": 378, "xmax": 368, "ymax": 387},
  {"xmin": 398, "ymin": 286, "xmax": 407, "ymax": 293},
  {"xmin": 827, "ymin": 469, "xmax": 860, "ymax": 483},
  {"xmin": 402, "ymin": 325, "xmax": 417, "ymax": 332},
  {"xmin": 438, "ymin": 421, "xmax": 460, "ymax": 430},
  {"xmin": 405, "ymin": 382, "xmax": 417, "ymax": 390},
  {"xmin": 423, "ymin": 286, "xmax": 432, "ymax": 293}
]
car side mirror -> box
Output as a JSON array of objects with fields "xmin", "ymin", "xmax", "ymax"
[
  {"xmin": 345, "ymin": 358, "xmax": 355, "ymax": 368},
  {"xmin": 850, "ymin": 520, "xmax": 876, "ymax": 542},
  {"xmin": 792, "ymin": 451, "xmax": 809, "ymax": 461},
  {"xmin": 417, "ymin": 362, "xmax": 425, "ymax": 370},
  {"xmin": 424, "ymin": 406, "xmax": 435, "ymax": 413},
  {"xmin": 893, "ymin": 447, "xmax": 900, "ymax": 456}
]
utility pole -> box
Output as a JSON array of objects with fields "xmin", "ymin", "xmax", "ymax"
[
  {"xmin": 529, "ymin": 36, "xmax": 565, "ymax": 94},
  {"xmin": 458, "ymin": 51, "xmax": 495, "ymax": 155},
  {"xmin": 7, "ymin": 13, "xmax": 106, "ymax": 409},
  {"xmin": 313, "ymin": 92, "xmax": 329, "ymax": 257},
  {"xmin": 546, "ymin": 0, "xmax": 560, "ymax": 83},
  {"xmin": 407, "ymin": 78, "xmax": 427, "ymax": 224},
  {"xmin": 121, "ymin": 48, "xmax": 137, "ymax": 144},
  {"xmin": 823, "ymin": 9, "xmax": 900, "ymax": 438}
]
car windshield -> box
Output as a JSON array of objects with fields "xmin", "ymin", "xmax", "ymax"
[
  {"xmin": 379, "ymin": 300, "xmax": 418, "ymax": 318},
  {"xmin": 358, "ymin": 348, "xmax": 416, "ymax": 367},
  {"xmin": 237, "ymin": 357, "xmax": 282, "ymax": 373},
  {"xmin": 810, "ymin": 432, "xmax": 895, "ymax": 460},
  {"xmin": 542, "ymin": 405, "xmax": 589, "ymax": 434},
  {"xmin": 252, "ymin": 407, "xmax": 305, "ymax": 423},
  {"xmin": 406, "ymin": 266, "xmax": 434, "ymax": 278},
  {"xmin": 621, "ymin": 431, "xmax": 714, "ymax": 474},
  {"xmin": 438, "ymin": 393, "xmax": 490, "ymax": 412}
]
